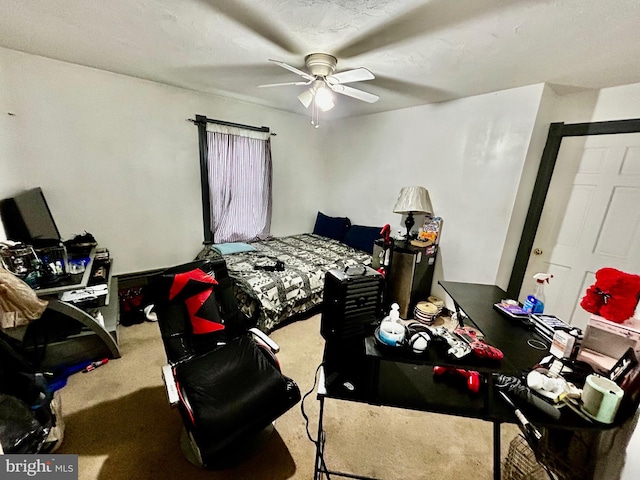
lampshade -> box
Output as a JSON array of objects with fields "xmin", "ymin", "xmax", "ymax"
[
  {"xmin": 314, "ymin": 86, "xmax": 335, "ymax": 112},
  {"xmin": 393, "ymin": 186, "xmax": 433, "ymax": 215},
  {"xmin": 299, "ymin": 81, "xmax": 335, "ymax": 128}
]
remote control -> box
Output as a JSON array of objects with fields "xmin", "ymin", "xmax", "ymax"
[
  {"xmin": 454, "ymin": 326, "xmax": 504, "ymax": 360},
  {"xmin": 428, "ymin": 326, "xmax": 472, "ymax": 359}
]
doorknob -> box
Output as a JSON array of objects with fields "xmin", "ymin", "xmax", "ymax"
[{"xmin": 533, "ymin": 248, "xmax": 543, "ymax": 255}]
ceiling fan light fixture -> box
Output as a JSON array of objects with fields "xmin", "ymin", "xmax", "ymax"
[
  {"xmin": 262, "ymin": 53, "xmax": 378, "ymax": 127},
  {"xmin": 298, "ymin": 89, "xmax": 313, "ymax": 109},
  {"xmin": 314, "ymin": 85, "xmax": 334, "ymax": 112}
]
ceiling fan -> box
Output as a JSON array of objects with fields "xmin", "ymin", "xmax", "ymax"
[{"xmin": 259, "ymin": 53, "xmax": 379, "ymax": 126}]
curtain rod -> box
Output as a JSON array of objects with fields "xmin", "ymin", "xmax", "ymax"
[{"xmin": 189, "ymin": 115, "xmax": 276, "ymax": 135}]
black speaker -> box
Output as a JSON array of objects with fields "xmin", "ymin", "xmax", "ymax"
[{"xmin": 321, "ymin": 265, "xmax": 384, "ymax": 341}]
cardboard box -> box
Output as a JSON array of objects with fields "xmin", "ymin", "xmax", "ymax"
[
  {"xmin": 576, "ymin": 315, "xmax": 640, "ymax": 373},
  {"xmin": 550, "ymin": 330, "xmax": 575, "ymax": 359}
]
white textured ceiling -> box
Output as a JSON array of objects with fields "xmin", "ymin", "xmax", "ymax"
[{"xmin": 2, "ymin": 0, "xmax": 640, "ymax": 119}]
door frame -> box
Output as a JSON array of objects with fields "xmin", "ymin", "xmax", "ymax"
[{"xmin": 507, "ymin": 118, "xmax": 640, "ymax": 299}]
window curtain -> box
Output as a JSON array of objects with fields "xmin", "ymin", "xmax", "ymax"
[{"xmin": 206, "ymin": 124, "xmax": 272, "ymax": 243}]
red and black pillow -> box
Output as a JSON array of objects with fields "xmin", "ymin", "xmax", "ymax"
[
  {"xmin": 151, "ymin": 259, "xmax": 238, "ymax": 360},
  {"xmin": 167, "ymin": 268, "xmax": 224, "ymax": 335}
]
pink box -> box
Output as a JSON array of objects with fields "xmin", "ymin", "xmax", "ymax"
[{"xmin": 576, "ymin": 315, "xmax": 640, "ymax": 373}]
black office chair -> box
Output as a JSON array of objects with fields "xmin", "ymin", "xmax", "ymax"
[{"xmin": 146, "ymin": 258, "xmax": 301, "ymax": 468}]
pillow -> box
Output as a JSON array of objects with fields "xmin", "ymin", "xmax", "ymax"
[
  {"xmin": 148, "ymin": 258, "xmax": 247, "ymax": 348},
  {"xmin": 343, "ymin": 225, "xmax": 381, "ymax": 254},
  {"xmin": 212, "ymin": 242, "xmax": 256, "ymax": 255},
  {"xmin": 147, "ymin": 259, "xmax": 218, "ymax": 304},
  {"xmin": 163, "ymin": 268, "xmax": 228, "ymax": 351},
  {"xmin": 313, "ymin": 212, "xmax": 351, "ymax": 241},
  {"xmin": 168, "ymin": 268, "xmax": 218, "ymax": 302}
]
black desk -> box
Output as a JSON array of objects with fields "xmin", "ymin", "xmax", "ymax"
[
  {"xmin": 438, "ymin": 281, "xmax": 548, "ymax": 375},
  {"xmin": 314, "ymin": 281, "xmax": 596, "ymax": 480}
]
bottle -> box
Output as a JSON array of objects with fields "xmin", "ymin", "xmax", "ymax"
[
  {"xmin": 523, "ymin": 273, "xmax": 553, "ymax": 314},
  {"xmin": 379, "ymin": 303, "xmax": 405, "ymax": 346},
  {"xmin": 389, "ymin": 303, "xmax": 401, "ymax": 323}
]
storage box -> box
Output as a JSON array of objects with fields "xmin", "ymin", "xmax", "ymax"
[
  {"xmin": 550, "ymin": 330, "xmax": 575, "ymax": 359},
  {"xmin": 576, "ymin": 314, "xmax": 640, "ymax": 373}
]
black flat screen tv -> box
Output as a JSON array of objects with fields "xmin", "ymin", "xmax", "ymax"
[{"xmin": 0, "ymin": 187, "xmax": 61, "ymax": 246}]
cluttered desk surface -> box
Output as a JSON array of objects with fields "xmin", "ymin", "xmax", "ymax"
[
  {"xmin": 323, "ymin": 280, "xmax": 638, "ymax": 431},
  {"xmin": 438, "ymin": 281, "xmax": 549, "ymax": 374},
  {"xmin": 317, "ymin": 278, "xmax": 640, "ymax": 480}
]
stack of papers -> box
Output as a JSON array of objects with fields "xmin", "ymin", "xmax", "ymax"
[
  {"xmin": 530, "ymin": 314, "xmax": 573, "ymax": 342},
  {"xmin": 60, "ymin": 284, "xmax": 108, "ymax": 303}
]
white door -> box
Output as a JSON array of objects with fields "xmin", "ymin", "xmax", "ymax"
[{"xmin": 520, "ymin": 133, "xmax": 640, "ymax": 330}]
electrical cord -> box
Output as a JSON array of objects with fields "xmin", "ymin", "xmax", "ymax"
[
  {"xmin": 301, "ymin": 362, "xmax": 323, "ymax": 444},
  {"xmin": 300, "ymin": 362, "xmax": 332, "ymax": 479}
]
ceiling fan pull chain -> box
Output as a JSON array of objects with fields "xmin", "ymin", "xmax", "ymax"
[{"xmin": 312, "ymin": 100, "xmax": 319, "ymax": 128}]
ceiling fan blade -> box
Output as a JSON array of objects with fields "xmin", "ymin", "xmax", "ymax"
[
  {"xmin": 326, "ymin": 68, "xmax": 375, "ymax": 85},
  {"xmin": 199, "ymin": 1, "xmax": 300, "ymax": 54},
  {"xmin": 268, "ymin": 59, "xmax": 315, "ymax": 81},
  {"xmin": 329, "ymin": 84, "xmax": 379, "ymax": 103},
  {"xmin": 258, "ymin": 80, "xmax": 312, "ymax": 88},
  {"xmin": 298, "ymin": 89, "xmax": 313, "ymax": 109}
]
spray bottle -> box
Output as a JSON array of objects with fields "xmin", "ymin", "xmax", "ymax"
[{"xmin": 523, "ymin": 273, "xmax": 553, "ymax": 314}]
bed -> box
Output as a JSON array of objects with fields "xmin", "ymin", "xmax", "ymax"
[{"xmin": 196, "ymin": 233, "xmax": 375, "ymax": 332}]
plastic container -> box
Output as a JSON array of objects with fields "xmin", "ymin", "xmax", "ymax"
[
  {"xmin": 35, "ymin": 244, "xmax": 68, "ymax": 277},
  {"xmin": 0, "ymin": 244, "xmax": 43, "ymax": 287},
  {"xmin": 523, "ymin": 273, "xmax": 553, "ymax": 314},
  {"xmin": 378, "ymin": 303, "xmax": 405, "ymax": 346}
]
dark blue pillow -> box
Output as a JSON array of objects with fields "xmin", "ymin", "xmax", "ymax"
[
  {"xmin": 313, "ymin": 212, "xmax": 351, "ymax": 241},
  {"xmin": 343, "ymin": 225, "xmax": 381, "ymax": 254}
]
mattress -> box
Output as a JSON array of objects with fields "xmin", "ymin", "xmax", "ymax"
[{"xmin": 196, "ymin": 233, "xmax": 372, "ymax": 332}]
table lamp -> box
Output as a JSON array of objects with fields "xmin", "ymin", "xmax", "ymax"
[{"xmin": 393, "ymin": 186, "xmax": 433, "ymax": 240}]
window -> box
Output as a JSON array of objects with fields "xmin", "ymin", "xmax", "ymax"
[{"xmin": 194, "ymin": 116, "xmax": 273, "ymax": 244}]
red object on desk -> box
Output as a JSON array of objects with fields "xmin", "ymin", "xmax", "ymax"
[
  {"xmin": 433, "ymin": 365, "xmax": 481, "ymax": 393},
  {"xmin": 455, "ymin": 326, "xmax": 504, "ymax": 360},
  {"xmin": 82, "ymin": 358, "xmax": 109, "ymax": 373}
]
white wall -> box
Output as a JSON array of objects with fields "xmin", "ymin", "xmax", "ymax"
[
  {"xmin": 323, "ymin": 85, "xmax": 546, "ymax": 298},
  {"xmin": 0, "ymin": 47, "xmax": 551, "ymax": 290},
  {"xmin": 551, "ymin": 82, "xmax": 640, "ymax": 123},
  {"xmin": 6, "ymin": 44, "xmax": 640, "ymax": 285},
  {"xmin": 0, "ymin": 51, "xmax": 25, "ymax": 241},
  {"xmin": 0, "ymin": 47, "xmax": 323, "ymax": 274},
  {"xmin": 495, "ymin": 84, "xmax": 560, "ymax": 289}
]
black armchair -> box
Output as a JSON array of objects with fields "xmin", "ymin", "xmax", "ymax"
[{"xmin": 147, "ymin": 258, "xmax": 301, "ymax": 468}]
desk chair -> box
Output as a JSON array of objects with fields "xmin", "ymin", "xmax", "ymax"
[{"xmin": 147, "ymin": 258, "xmax": 301, "ymax": 468}]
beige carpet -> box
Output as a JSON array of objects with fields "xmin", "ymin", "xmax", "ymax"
[{"xmin": 56, "ymin": 314, "xmax": 519, "ymax": 480}]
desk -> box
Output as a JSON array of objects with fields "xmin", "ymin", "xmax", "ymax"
[
  {"xmin": 314, "ymin": 282, "xmax": 603, "ymax": 480},
  {"xmin": 438, "ymin": 282, "xmax": 546, "ymax": 375},
  {"xmin": 37, "ymin": 248, "xmax": 120, "ymax": 366},
  {"xmin": 4, "ymin": 247, "xmax": 121, "ymax": 367}
]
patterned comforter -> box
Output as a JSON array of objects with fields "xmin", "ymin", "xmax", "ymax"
[{"xmin": 197, "ymin": 234, "xmax": 372, "ymax": 332}]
